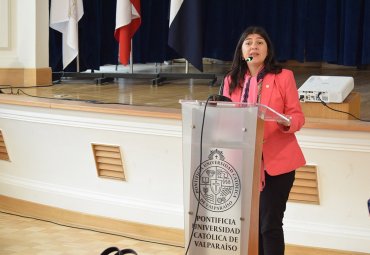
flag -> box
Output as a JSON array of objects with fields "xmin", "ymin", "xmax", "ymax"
[
  {"xmin": 114, "ymin": 0, "xmax": 141, "ymax": 65},
  {"xmin": 168, "ymin": 0, "xmax": 204, "ymax": 72},
  {"xmin": 50, "ymin": 0, "xmax": 84, "ymax": 69}
]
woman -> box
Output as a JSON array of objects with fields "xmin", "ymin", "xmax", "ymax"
[{"xmin": 221, "ymin": 26, "xmax": 306, "ymax": 255}]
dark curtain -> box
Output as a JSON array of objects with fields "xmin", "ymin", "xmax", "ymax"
[
  {"xmin": 362, "ymin": 0, "xmax": 370, "ymax": 64},
  {"xmin": 49, "ymin": 0, "xmax": 370, "ymax": 72},
  {"xmin": 322, "ymin": 0, "xmax": 369, "ymax": 66},
  {"xmin": 78, "ymin": 0, "xmax": 118, "ymax": 70},
  {"xmin": 49, "ymin": 0, "xmax": 118, "ymax": 72},
  {"xmin": 133, "ymin": 0, "xmax": 178, "ymax": 63},
  {"xmin": 206, "ymin": 0, "xmax": 308, "ymax": 62}
]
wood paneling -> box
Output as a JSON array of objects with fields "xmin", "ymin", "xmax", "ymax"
[
  {"xmin": 24, "ymin": 67, "xmax": 52, "ymax": 86},
  {"xmin": 0, "ymin": 67, "xmax": 51, "ymax": 86}
]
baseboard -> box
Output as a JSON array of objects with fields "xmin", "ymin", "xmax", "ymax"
[
  {"xmin": 2, "ymin": 195, "xmax": 368, "ymax": 255},
  {"xmin": 0, "ymin": 67, "xmax": 52, "ymax": 86},
  {"xmin": 0, "ymin": 195, "xmax": 184, "ymax": 247},
  {"xmin": 284, "ymin": 219, "xmax": 370, "ymax": 253}
]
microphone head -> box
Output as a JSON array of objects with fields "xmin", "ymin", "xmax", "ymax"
[{"xmin": 245, "ymin": 56, "xmax": 253, "ymax": 62}]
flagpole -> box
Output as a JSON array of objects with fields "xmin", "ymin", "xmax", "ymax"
[
  {"xmin": 76, "ymin": 22, "xmax": 80, "ymax": 73},
  {"xmin": 76, "ymin": 55, "xmax": 80, "ymax": 72},
  {"xmin": 185, "ymin": 60, "xmax": 189, "ymax": 74},
  {"xmin": 76, "ymin": 54, "xmax": 80, "ymax": 73},
  {"xmin": 130, "ymin": 39, "xmax": 133, "ymax": 74}
]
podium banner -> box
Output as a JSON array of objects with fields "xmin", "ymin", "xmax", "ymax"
[{"xmin": 181, "ymin": 101, "xmax": 264, "ymax": 255}]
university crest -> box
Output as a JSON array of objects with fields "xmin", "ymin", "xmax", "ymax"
[{"xmin": 192, "ymin": 149, "xmax": 241, "ymax": 212}]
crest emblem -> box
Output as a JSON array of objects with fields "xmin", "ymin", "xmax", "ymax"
[{"xmin": 192, "ymin": 149, "xmax": 241, "ymax": 212}]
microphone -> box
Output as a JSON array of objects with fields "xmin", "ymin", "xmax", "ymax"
[
  {"xmin": 245, "ymin": 56, "xmax": 253, "ymax": 62},
  {"xmin": 208, "ymin": 94, "xmax": 232, "ymax": 102}
]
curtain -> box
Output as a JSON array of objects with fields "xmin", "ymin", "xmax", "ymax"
[
  {"xmin": 49, "ymin": 0, "xmax": 370, "ymax": 72},
  {"xmin": 322, "ymin": 0, "xmax": 369, "ymax": 66},
  {"xmin": 133, "ymin": 0, "xmax": 178, "ymax": 64},
  {"xmin": 49, "ymin": 0, "xmax": 118, "ymax": 72}
]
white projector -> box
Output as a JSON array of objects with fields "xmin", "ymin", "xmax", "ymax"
[{"xmin": 298, "ymin": 75, "xmax": 354, "ymax": 103}]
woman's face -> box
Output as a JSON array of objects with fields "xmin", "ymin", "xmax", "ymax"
[{"xmin": 241, "ymin": 33, "xmax": 268, "ymax": 67}]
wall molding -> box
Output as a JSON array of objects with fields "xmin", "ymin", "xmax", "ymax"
[
  {"xmin": 0, "ymin": 106, "xmax": 182, "ymax": 137},
  {"xmin": 284, "ymin": 219, "xmax": 370, "ymax": 253},
  {"xmin": 3, "ymin": 105, "xmax": 369, "ymax": 151},
  {"xmin": 3, "ymin": 106, "xmax": 370, "ymax": 149},
  {"xmin": 298, "ymin": 134, "xmax": 370, "ymax": 152}
]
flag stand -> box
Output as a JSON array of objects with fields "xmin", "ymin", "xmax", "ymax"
[
  {"xmin": 55, "ymin": 65, "xmax": 218, "ymax": 86},
  {"xmin": 55, "ymin": 43, "xmax": 217, "ymax": 86},
  {"xmin": 100, "ymin": 39, "xmax": 160, "ymax": 82},
  {"xmin": 55, "ymin": 39, "xmax": 158, "ymax": 84},
  {"xmin": 151, "ymin": 59, "xmax": 218, "ymax": 86}
]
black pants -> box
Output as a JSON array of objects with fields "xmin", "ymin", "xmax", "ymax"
[{"xmin": 259, "ymin": 171, "xmax": 295, "ymax": 255}]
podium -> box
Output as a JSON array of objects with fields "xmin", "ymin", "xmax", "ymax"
[{"xmin": 180, "ymin": 100, "xmax": 290, "ymax": 255}]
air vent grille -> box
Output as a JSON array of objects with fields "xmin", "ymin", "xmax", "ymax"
[
  {"xmin": 0, "ymin": 131, "xmax": 10, "ymax": 161},
  {"xmin": 289, "ymin": 165, "xmax": 319, "ymax": 204},
  {"xmin": 92, "ymin": 144, "xmax": 126, "ymax": 181}
]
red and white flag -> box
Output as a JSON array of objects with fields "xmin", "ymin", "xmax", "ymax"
[
  {"xmin": 50, "ymin": 0, "xmax": 84, "ymax": 69},
  {"xmin": 114, "ymin": 0, "xmax": 141, "ymax": 65}
]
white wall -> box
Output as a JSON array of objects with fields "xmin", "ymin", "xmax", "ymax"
[
  {"xmin": 0, "ymin": 103, "xmax": 369, "ymax": 253},
  {"xmin": 285, "ymin": 128, "xmax": 370, "ymax": 252},
  {"xmin": 0, "ymin": 0, "xmax": 49, "ymax": 68},
  {"xmin": 0, "ymin": 104, "xmax": 184, "ymax": 228},
  {"xmin": 0, "ymin": 0, "xmax": 10, "ymax": 49}
]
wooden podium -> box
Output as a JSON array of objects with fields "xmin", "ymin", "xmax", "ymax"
[{"xmin": 180, "ymin": 100, "xmax": 290, "ymax": 255}]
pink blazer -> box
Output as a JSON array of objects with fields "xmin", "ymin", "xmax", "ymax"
[{"xmin": 223, "ymin": 69, "xmax": 306, "ymax": 176}]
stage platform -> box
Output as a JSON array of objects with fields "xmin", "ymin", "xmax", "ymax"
[{"xmin": 1, "ymin": 63, "xmax": 370, "ymax": 253}]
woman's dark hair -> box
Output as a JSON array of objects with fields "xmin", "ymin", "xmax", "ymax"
[{"xmin": 227, "ymin": 26, "xmax": 282, "ymax": 94}]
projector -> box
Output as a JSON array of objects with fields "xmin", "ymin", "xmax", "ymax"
[{"xmin": 298, "ymin": 76, "xmax": 354, "ymax": 103}]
